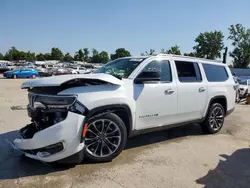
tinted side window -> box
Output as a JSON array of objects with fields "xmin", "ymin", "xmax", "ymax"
[
  {"xmin": 203, "ymin": 64, "xmax": 228, "ymax": 82},
  {"xmin": 141, "ymin": 60, "xmax": 172, "ymax": 82},
  {"xmin": 175, "ymin": 61, "xmax": 202, "ymax": 82}
]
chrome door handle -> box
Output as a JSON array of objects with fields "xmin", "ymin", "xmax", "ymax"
[
  {"xmin": 165, "ymin": 89, "xmax": 174, "ymax": 95},
  {"xmin": 199, "ymin": 87, "xmax": 206, "ymax": 92}
]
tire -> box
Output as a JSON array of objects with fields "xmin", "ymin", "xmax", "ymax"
[
  {"xmin": 201, "ymin": 103, "xmax": 225, "ymax": 134},
  {"xmin": 13, "ymin": 74, "xmax": 17, "ymax": 79},
  {"xmin": 84, "ymin": 113, "xmax": 127, "ymax": 162},
  {"xmin": 31, "ymin": 74, "xmax": 36, "ymax": 79}
]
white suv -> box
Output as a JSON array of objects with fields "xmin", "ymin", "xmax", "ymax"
[{"xmin": 13, "ymin": 54, "xmax": 236, "ymax": 163}]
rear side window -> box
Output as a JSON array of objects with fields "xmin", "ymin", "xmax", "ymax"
[
  {"xmin": 175, "ymin": 61, "xmax": 202, "ymax": 82},
  {"xmin": 202, "ymin": 64, "xmax": 228, "ymax": 82}
]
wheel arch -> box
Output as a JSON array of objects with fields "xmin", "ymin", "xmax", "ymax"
[
  {"xmin": 203, "ymin": 95, "xmax": 227, "ymax": 118},
  {"xmin": 82, "ymin": 104, "xmax": 133, "ymax": 140}
]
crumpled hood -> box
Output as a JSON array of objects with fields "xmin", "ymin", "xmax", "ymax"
[{"xmin": 21, "ymin": 73, "xmax": 123, "ymax": 89}]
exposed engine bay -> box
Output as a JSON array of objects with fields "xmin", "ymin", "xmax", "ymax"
[{"xmin": 22, "ymin": 91, "xmax": 86, "ymax": 139}]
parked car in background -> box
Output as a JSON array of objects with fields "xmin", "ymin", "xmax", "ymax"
[
  {"xmin": 3, "ymin": 68, "xmax": 39, "ymax": 79},
  {"xmin": 0, "ymin": 64, "xmax": 10, "ymax": 73},
  {"xmin": 70, "ymin": 66, "xmax": 91, "ymax": 74},
  {"xmin": 237, "ymin": 78, "xmax": 250, "ymax": 100},
  {"xmin": 52, "ymin": 68, "xmax": 72, "ymax": 76}
]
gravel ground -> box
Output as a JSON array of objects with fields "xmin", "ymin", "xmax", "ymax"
[{"xmin": 0, "ymin": 76, "xmax": 250, "ymax": 188}]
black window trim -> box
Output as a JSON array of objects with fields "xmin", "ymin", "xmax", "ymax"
[
  {"xmin": 175, "ymin": 60, "xmax": 203, "ymax": 83},
  {"xmin": 193, "ymin": 62, "xmax": 203, "ymax": 82},
  {"xmin": 135, "ymin": 59, "xmax": 173, "ymax": 84}
]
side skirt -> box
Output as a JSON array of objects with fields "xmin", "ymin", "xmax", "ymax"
[{"xmin": 129, "ymin": 119, "xmax": 203, "ymax": 137}]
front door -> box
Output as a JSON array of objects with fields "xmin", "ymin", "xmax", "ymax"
[{"xmin": 134, "ymin": 59, "xmax": 178, "ymax": 130}]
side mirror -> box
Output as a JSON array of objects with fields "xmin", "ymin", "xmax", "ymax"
[{"xmin": 134, "ymin": 71, "xmax": 160, "ymax": 84}]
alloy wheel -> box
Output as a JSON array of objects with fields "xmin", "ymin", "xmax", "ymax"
[
  {"xmin": 85, "ymin": 119, "xmax": 122, "ymax": 158},
  {"xmin": 209, "ymin": 107, "xmax": 224, "ymax": 131}
]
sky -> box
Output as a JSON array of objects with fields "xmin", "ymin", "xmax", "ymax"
[{"xmin": 1, "ymin": 0, "xmax": 250, "ymax": 57}]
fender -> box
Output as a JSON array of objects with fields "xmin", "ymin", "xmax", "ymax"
[
  {"xmin": 80, "ymin": 104, "xmax": 133, "ymax": 142},
  {"xmin": 203, "ymin": 95, "xmax": 227, "ymax": 119}
]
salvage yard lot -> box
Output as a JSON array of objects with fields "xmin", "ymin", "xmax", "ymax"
[{"xmin": 0, "ymin": 76, "xmax": 250, "ymax": 188}]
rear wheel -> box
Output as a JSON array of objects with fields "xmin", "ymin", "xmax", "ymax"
[
  {"xmin": 84, "ymin": 113, "xmax": 127, "ymax": 162},
  {"xmin": 201, "ymin": 103, "xmax": 225, "ymax": 134}
]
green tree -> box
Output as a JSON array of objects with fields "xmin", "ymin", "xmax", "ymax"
[
  {"xmin": 36, "ymin": 53, "xmax": 46, "ymax": 61},
  {"xmin": 98, "ymin": 51, "xmax": 109, "ymax": 63},
  {"xmin": 43, "ymin": 53, "xmax": 51, "ymax": 60},
  {"xmin": 228, "ymin": 24, "xmax": 250, "ymax": 68},
  {"xmin": 111, "ymin": 48, "xmax": 131, "ymax": 60},
  {"xmin": 25, "ymin": 51, "xmax": 36, "ymax": 61},
  {"xmin": 4, "ymin": 47, "xmax": 19, "ymax": 61},
  {"xmin": 83, "ymin": 48, "xmax": 89, "ymax": 62},
  {"xmin": 141, "ymin": 49, "xmax": 156, "ymax": 56},
  {"xmin": 50, "ymin": 47, "xmax": 63, "ymax": 60},
  {"xmin": 73, "ymin": 48, "xmax": 89, "ymax": 62},
  {"xmin": 91, "ymin": 48, "xmax": 100, "ymax": 63},
  {"xmin": 184, "ymin": 52, "xmax": 196, "ymax": 57},
  {"xmin": 74, "ymin": 49, "xmax": 84, "ymax": 61},
  {"xmin": 0, "ymin": 53, "xmax": 4, "ymax": 60},
  {"xmin": 193, "ymin": 31, "xmax": 224, "ymax": 59},
  {"xmin": 162, "ymin": 45, "xmax": 181, "ymax": 55},
  {"xmin": 63, "ymin": 52, "xmax": 73, "ymax": 62}
]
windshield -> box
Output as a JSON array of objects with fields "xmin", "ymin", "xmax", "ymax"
[{"xmin": 94, "ymin": 58, "xmax": 146, "ymax": 79}]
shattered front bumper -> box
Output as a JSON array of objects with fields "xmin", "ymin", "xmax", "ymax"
[{"xmin": 12, "ymin": 112, "xmax": 86, "ymax": 163}]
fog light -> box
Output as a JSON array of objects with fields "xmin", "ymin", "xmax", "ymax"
[
  {"xmin": 35, "ymin": 142, "xmax": 64, "ymax": 157},
  {"xmin": 37, "ymin": 151, "xmax": 51, "ymax": 157}
]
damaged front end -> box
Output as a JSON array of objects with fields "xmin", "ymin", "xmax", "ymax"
[
  {"xmin": 12, "ymin": 74, "xmax": 123, "ymax": 163},
  {"xmin": 13, "ymin": 92, "xmax": 87, "ymax": 163}
]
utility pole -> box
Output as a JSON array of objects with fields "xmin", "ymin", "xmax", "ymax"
[{"xmin": 222, "ymin": 47, "xmax": 228, "ymax": 64}]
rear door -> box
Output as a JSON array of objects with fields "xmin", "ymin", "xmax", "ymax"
[{"xmin": 174, "ymin": 60, "xmax": 208, "ymax": 122}]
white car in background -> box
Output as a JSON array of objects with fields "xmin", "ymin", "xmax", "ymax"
[
  {"xmin": 70, "ymin": 66, "xmax": 91, "ymax": 74},
  {"xmin": 237, "ymin": 78, "xmax": 250, "ymax": 98}
]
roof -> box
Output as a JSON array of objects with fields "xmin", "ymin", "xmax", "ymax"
[{"xmin": 155, "ymin": 54, "xmax": 222, "ymax": 63}]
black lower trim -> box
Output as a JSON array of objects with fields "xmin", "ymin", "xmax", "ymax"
[
  {"xmin": 226, "ymin": 107, "xmax": 235, "ymax": 116},
  {"xmin": 56, "ymin": 149, "xmax": 84, "ymax": 164},
  {"xmin": 130, "ymin": 119, "xmax": 203, "ymax": 137}
]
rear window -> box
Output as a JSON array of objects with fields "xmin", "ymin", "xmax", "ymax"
[{"xmin": 202, "ymin": 64, "xmax": 228, "ymax": 82}]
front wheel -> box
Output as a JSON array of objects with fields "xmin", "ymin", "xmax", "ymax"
[
  {"xmin": 31, "ymin": 74, "xmax": 36, "ymax": 79},
  {"xmin": 201, "ymin": 103, "xmax": 225, "ymax": 134},
  {"xmin": 84, "ymin": 113, "xmax": 127, "ymax": 162}
]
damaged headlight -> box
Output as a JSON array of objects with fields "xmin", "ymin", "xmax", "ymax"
[
  {"xmin": 29, "ymin": 93, "xmax": 87, "ymax": 115},
  {"xmin": 34, "ymin": 94, "xmax": 77, "ymax": 108}
]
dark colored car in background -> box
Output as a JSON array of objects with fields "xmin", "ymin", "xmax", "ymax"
[{"xmin": 3, "ymin": 68, "xmax": 39, "ymax": 79}]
